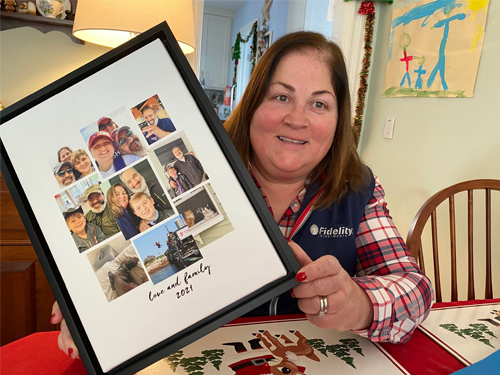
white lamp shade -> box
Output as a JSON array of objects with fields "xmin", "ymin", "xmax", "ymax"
[{"xmin": 73, "ymin": 0, "xmax": 195, "ymax": 54}]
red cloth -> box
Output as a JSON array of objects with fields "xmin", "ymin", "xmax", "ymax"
[
  {"xmin": 379, "ymin": 329, "xmax": 463, "ymax": 374},
  {"xmin": 0, "ymin": 332, "xmax": 86, "ymax": 375}
]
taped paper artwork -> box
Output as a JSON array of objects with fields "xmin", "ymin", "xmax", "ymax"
[{"xmin": 383, "ymin": 0, "xmax": 490, "ymax": 98}]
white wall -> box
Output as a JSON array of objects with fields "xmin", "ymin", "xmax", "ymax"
[
  {"xmin": 360, "ymin": 1, "xmax": 500, "ymax": 300},
  {"xmin": 0, "ymin": 28, "xmax": 111, "ymax": 107},
  {"xmin": 0, "ymin": 25, "xmax": 202, "ymax": 108}
]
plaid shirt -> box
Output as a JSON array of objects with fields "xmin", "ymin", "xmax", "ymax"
[{"xmin": 253, "ymin": 172, "xmax": 433, "ymax": 344}]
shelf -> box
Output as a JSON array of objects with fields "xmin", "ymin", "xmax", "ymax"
[{"xmin": 0, "ymin": 11, "xmax": 83, "ymax": 44}]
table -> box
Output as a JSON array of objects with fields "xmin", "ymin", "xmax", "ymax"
[{"xmin": 4, "ymin": 299, "xmax": 497, "ymax": 374}]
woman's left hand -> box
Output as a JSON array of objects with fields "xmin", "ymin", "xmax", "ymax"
[{"xmin": 289, "ymin": 241, "xmax": 374, "ymax": 331}]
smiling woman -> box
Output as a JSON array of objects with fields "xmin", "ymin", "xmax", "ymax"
[
  {"xmin": 249, "ymin": 51, "xmax": 338, "ymax": 195},
  {"xmin": 106, "ymin": 182, "xmax": 140, "ymax": 240},
  {"xmin": 225, "ymin": 31, "xmax": 433, "ymax": 343}
]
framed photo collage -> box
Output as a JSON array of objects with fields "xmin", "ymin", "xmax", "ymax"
[{"xmin": 0, "ymin": 23, "xmax": 299, "ymax": 375}]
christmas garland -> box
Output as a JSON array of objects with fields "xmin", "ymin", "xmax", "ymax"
[
  {"xmin": 232, "ymin": 21, "xmax": 259, "ymax": 85},
  {"xmin": 344, "ymin": 0, "xmax": 392, "ymax": 141}
]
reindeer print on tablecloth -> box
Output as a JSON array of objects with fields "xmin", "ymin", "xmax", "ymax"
[{"xmin": 163, "ymin": 329, "xmax": 366, "ymax": 374}]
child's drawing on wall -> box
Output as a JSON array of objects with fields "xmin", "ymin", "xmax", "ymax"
[{"xmin": 383, "ymin": 0, "xmax": 490, "ymax": 98}]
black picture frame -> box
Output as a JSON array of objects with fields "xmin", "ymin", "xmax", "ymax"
[{"xmin": 0, "ymin": 22, "xmax": 300, "ymax": 375}]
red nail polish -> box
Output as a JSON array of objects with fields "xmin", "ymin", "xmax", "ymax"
[
  {"xmin": 290, "ymin": 289, "xmax": 295, "ymax": 298},
  {"xmin": 50, "ymin": 313, "xmax": 56, "ymax": 324},
  {"xmin": 296, "ymin": 272, "xmax": 307, "ymax": 282},
  {"xmin": 68, "ymin": 348, "xmax": 73, "ymax": 360}
]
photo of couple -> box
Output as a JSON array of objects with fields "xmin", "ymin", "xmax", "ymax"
[
  {"xmin": 80, "ymin": 107, "xmax": 150, "ymax": 179},
  {"xmin": 51, "ymin": 147, "xmax": 95, "ymax": 189}
]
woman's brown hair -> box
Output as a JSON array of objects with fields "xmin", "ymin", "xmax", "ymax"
[
  {"xmin": 224, "ymin": 31, "xmax": 369, "ymax": 208},
  {"xmin": 106, "ymin": 183, "xmax": 128, "ymax": 218}
]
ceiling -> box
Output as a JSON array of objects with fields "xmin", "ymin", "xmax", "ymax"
[{"xmin": 204, "ymin": 0, "xmax": 247, "ymax": 11}]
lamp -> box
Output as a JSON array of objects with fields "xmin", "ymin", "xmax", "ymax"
[{"xmin": 73, "ymin": 0, "xmax": 195, "ymax": 54}]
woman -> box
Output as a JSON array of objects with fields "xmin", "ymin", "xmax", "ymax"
[
  {"xmin": 53, "ymin": 31, "xmax": 433, "ymax": 359},
  {"xmin": 106, "ymin": 182, "xmax": 139, "ymax": 240},
  {"xmin": 70, "ymin": 150, "xmax": 95, "ymax": 180},
  {"xmin": 64, "ymin": 207, "xmax": 106, "ymax": 254},
  {"xmin": 58, "ymin": 147, "xmax": 73, "ymax": 163}
]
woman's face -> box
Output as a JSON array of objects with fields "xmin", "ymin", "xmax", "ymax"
[
  {"xmin": 249, "ymin": 51, "xmax": 338, "ymax": 182},
  {"xmin": 59, "ymin": 148, "xmax": 72, "ymax": 162},
  {"xmin": 114, "ymin": 185, "xmax": 129, "ymax": 210},
  {"xmin": 73, "ymin": 155, "xmax": 91, "ymax": 174},
  {"xmin": 66, "ymin": 212, "xmax": 86, "ymax": 234}
]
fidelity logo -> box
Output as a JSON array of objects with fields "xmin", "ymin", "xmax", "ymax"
[{"xmin": 310, "ymin": 224, "xmax": 353, "ymax": 238}]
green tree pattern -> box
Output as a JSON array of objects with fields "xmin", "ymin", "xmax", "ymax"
[
  {"xmin": 179, "ymin": 356, "xmax": 207, "ymax": 375},
  {"xmin": 202, "ymin": 349, "xmax": 224, "ymax": 371},
  {"xmin": 440, "ymin": 323, "xmax": 497, "ymax": 348},
  {"xmin": 164, "ymin": 350, "xmax": 184, "ymax": 372},
  {"xmin": 306, "ymin": 338, "xmax": 328, "ymax": 356},
  {"xmin": 308, "ymin": 337, "xmax": 364, "ymax": 369}
]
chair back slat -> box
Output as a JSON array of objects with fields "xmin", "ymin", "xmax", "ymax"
[
  {"xmin": 449, "ymin": 195, "xmax": 458, "ymax": 302},
  {"xmin": 418, "ymin": 239, "xmax": 425, "ymax": 274},
  {"xmin": 431, "ymin": 210, "xmax": 442, "ymax": 303},
  {"xmin": 486, "ymin": 188, "xmax": 493, "ymax": 299},
  {"xmin": 406, "ymin": 179, "xmax": 500, "ymax": 302},
  {"xmin": 467, "ymin": 190, "xmax": 475, "ymax": 300}
]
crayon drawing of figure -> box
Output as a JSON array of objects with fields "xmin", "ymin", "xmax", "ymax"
[
  {"xmin": 399, "ymin": 33, "xmax": 413, "ymax": 88},
  {"xmin": 414, "ymin": 56, "xmax": 427, "ymax": 90},
  {"xmin": 426, "ymin": 12, "xmax": 466, "ymax": 91}
]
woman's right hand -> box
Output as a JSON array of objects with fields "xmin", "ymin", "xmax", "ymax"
[{"xmin": 52, "ymin": 301, "xmax": 79, "ymax": 359}]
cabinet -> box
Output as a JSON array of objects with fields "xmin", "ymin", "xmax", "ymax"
[
  {"xmin": 0, "ymin": 173, "xmax": 58, "ymax": 346},
  {"xmin": 200, "ymin": 13, "xmax": 232, "ymax": 90}
]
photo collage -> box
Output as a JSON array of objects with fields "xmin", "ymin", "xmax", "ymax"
[{"xmin": 51, "ymin": 94, "xmax": 233, "ymax": 302}]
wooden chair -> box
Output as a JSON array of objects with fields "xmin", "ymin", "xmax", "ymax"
[{"xmin": 406, "ymin": 179, "xmax": 500, "ymax": 302}]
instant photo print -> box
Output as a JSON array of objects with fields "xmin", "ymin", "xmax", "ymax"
[{"xmin": 0, "ymin": 22, "xmax": 300, "ymax": 375}]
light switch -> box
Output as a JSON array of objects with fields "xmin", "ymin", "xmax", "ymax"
[{"xmin": 384, "ymin": 117, "xmax": 395, "ymax": 139}]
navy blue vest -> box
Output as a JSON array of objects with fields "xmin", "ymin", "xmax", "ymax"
[{"xmin": 246, "ymin": 171, "xmax": 375, "ymax": 316}]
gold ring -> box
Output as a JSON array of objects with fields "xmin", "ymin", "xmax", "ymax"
[{"xmin": 318, "ymin": 295, "xmax": 328, "ymax": 318}]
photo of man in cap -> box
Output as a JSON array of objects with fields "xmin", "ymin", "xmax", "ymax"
[
  {"xmin": 64, "ymin": 206, "xmax": 107, "ymax": 253},
  {"xmin": 88, "ymin": 131, "xmax": 140, "ymax": 178},
  {"xmin": 141, "ymin": 106, "xmax": 176, "ymax": 145},
  {"xmin": 97, "ymin": 116, "xmax": 118, "ymax": 136},
  {"xmin": 84, "ymin": 185, "xmax": 121, "ymax": 238},
  {"xmin": 54, "ymin": 161, "xmax": 76, "ymax": 188},
  {"xmin": 112, "ymin": 126, "xmax": 148, "ymax": 158}
]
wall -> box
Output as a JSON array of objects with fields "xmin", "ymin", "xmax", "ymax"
[
  {"xmin": 360, "ymin": 0, "xmax": 500, "ymax": 300},
  {"xmin": 0, "ymin": 28, "xmax": 111, "ymax": 107},
  {"xmin": 229, "ymin": 0, "xmax": 289, "ymax": 85},
  {"xmin": 0, "ymin": 24, "xmax": 202, "ymax": 108},
  {"xmin": 304, "ymin": 0, "xmax": 333, "ymax": 39}
]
